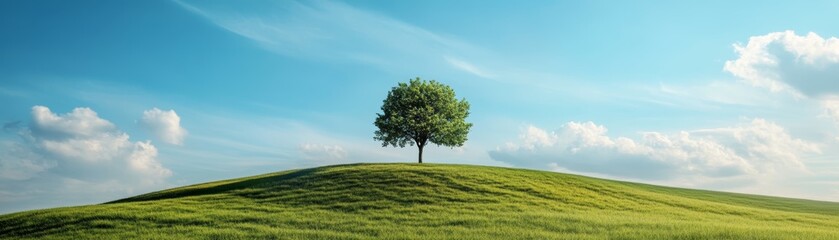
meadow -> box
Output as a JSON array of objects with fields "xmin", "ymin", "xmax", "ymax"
[{"xmin": 2, "ymin": 163, "xmax": 838, "ymax": 239}]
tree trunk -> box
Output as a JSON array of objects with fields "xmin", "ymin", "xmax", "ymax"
[{"xmin": 417, "ymin": 144, "xmax": 424, "ymax": 163}]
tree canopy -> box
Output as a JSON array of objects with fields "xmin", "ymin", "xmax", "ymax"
[{"xmin": 374, "ymin": 77, "xmax": 472, "ymax": 163}]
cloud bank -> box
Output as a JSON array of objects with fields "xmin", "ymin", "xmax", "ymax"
[
  {"xmin": 490, "ymin": 119, "xmax": 818, "ymax": 184},
  {"xmin": 0, "ymin": 106, "xmax": 171, "ymax": 212},
  {"xmin": 140, "ymin": 108, "xmax": 187, "ymax": 145}
]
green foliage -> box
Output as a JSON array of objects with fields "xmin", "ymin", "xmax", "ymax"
[
  {"xmin": 374, "ymin": 78, "xmax": 472, "ymax": 163},
  {"xmin": 2, "ymin": 163, "xmax": 839, "ymax": 239}
]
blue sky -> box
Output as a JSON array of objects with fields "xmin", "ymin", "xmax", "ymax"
[{"xmin": 2, "ymin": 0, "xmax": 839, "ymax": 213}]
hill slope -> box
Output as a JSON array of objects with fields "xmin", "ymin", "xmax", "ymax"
[{"xmin": 2, "ymin": 163, "xmax": 838, "ymax": 239}]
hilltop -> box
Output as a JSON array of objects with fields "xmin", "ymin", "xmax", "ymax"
[{"xmin": 2, "ymin": 163, "xmax": 838, "ymax": 239}]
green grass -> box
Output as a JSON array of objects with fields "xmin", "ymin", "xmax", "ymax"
[{"xmin": 2, "ymin": 163, "xmax": 838, "ymax": 239}]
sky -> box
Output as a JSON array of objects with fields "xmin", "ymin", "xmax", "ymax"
[{"xmin": 2, "ymin": 0, "xmax": 839, "ymax": 214}]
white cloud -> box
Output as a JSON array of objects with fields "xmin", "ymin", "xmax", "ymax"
[
  {"xmin": 0, "ymin": 141, "xmax": 53, "ymax": 180},
  {"xmin": 823, "ymin": 98, "xmax": 839, "ymax": 129},
  {"xmin": 173, "ymin": 0, "xmax": 489, "ymax": 77},
  {"xmin": 38, "ymin": 132, "xmax": 130, "ymax": 164},
  {"xmin": 127, "ymin": 141, "xmax": 171, "ymax": 185},
  {"xmin": 490, "ymin": 119, "xmax": 818, "ymax": 183},
  {"xmin": 28, "ymin": 106, "xmax": 172, "ymax": 181},
  {"xmin": 650, "ymin": 81, "xmax": 783, "ymax": 108},
  {"xmin": 31, "ymin": 106, "xmax": 115, "ymax": 139},
  {"xmin": 140, "ymin": 108, "xmax": 187, "ymax": 145},
  {"xmin": 444, "ymin": 56, "xmax": 495, "ymax": 79},
  {"xmin": 724, "ymin": 31, "xmax": 839, "ymax": 97},
  {"xmin": 299, "ymin": 143, "xmax": 348, "ymax": 164},
  {"xmin": 0, "ymin": 106, "xmax": 172, "ymax": 212},
  {"xmin": 692, "ymin": 119, "xmax": 819, "ymax": 172},
  {"xmin": 510, "ymin": 125, "xmax": 557, "ymax": 150},
  {"xmin": 725, "ymin": 31, "xmax": 839, "ymax": 140}
]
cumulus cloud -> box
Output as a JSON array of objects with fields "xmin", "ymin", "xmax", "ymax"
[
  {"xmin": 126, "ymin": 141, "xmax": 170, "ymax": 184},
  {"xmin": 724, "ymin": 31, "xmax": 839, "ymax": 97},
  {"xmin": 725, "ymin": 30, "xmax": 839, "ymax": 141},
  {"xmin": 0, "ymin": 106, "xmax": 172, "ymax": 212},
  {"xmin": 23, "ymin": 106, "xmax": 171, "ymax": 181},
  {"xmin": 139, "ymin": 108, "xmax": 187, "ymax": 145},
  {"xmin": 31, "ymin": 106, "xmax": 116, "ymax": 139},
  {"xmin": 490, "ymin": 119, "xmax": 818, "ymax": 182}
]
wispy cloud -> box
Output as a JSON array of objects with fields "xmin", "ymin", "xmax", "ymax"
[
  {"xmin": 443, "ymin": 56, "xmax": 495, "ymax": 79},
  {"xmin": 174, "ymin": 0, "xmax": 483, "ymax": 75},
  {"xmin": 0, "ymin": 86, "xmax": 28, "ymax": 98},
  {"xmin": 171, "ymin": 0, "xmax": 643, "ymax": 105},
  {"xmin": 629, "ymin": 80, "xmax": 795, "ymax": 111}
]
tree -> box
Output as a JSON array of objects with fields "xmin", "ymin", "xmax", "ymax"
[{"xmin": 374, "ymin": 77, "xmax": 472, "ymax": 163}]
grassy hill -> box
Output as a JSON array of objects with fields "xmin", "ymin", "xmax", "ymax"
[{"xmin": 2, "ymin": 163, "xmax": 838, "ymax": 239}]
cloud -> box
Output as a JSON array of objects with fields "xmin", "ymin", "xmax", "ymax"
[
  {"xmin": 725, "ymin": 31, "xmax": 839, "ymax": 140},
  {"xmin": 26, "ymin": 106, "xmax": 171, "ymax": 181},
  {"xmin": 31, "ymin": 106, "xmax": 116, "ymax": 139},
  {"xmin": 174, "ymin": 0, "xmax": 488, "ymax": 76},
  {"xmin": 490, "ymin": 119, "xmax": 819, "ymax": 182},
  {"xmin": 444, "ymin": 56, "xmax": 495, "ymax": 79},
  {"xmin": 825, "ymin": 98, "xmax": 839, "ymax": 121},
  {"xmin": 724, "ymin": 31, "xmax": 839, "ymax": 97},
  {"xmin": 823, "ymin": 98, "xmax": 839, "ymax": 138},
  {"xmin": 140, "ymin": 108, "xmax": 187, "ymax": 145},
  {"xmin": 173, "ymin": 0, "xmax": 618, "ymax": 102},
  {"xmin": 0, "ymin": 106, "xmax": 171, "ymax": 212},
  {"xmin": 649, "ymin": 81, "xmax": 783, "ymax": 109},
  {"xmin": 0, "ymin": 141, "xmax": 53, "ymax": 180},
  {"xmin": 126, "ymin": 141, "xmax": 170, "ymax": 185},
  {"xmin": 299, "ymin": 143, "xmax": 348, "ymax": 164}
]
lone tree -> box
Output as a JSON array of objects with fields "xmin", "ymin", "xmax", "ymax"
[{"xmin": 374, "ymin": 77, "xmax": 472, "ymax": 163}]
